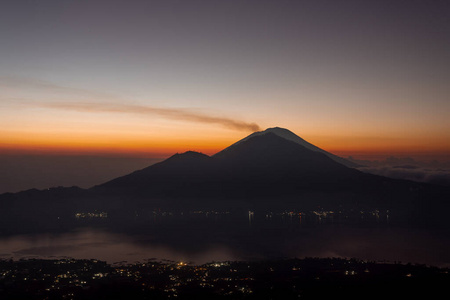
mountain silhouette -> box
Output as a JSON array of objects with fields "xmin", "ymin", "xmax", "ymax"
[
  {"xmin": 91, "ymin": 130, "xmax": 445, "ymax": 212},
  {"xmin": 93, "ymin": 132, "xmax": 364, "ymax": 198},
  {"xmin": 215, "ymin": 127, "xmax": 360, "ymax": 167},
  {"xmin": 1, "ymin": 127, "xmax": 449, "ymax": 232}
]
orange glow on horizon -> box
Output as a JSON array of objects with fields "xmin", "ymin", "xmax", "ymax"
[
  {"xmin": 0, "ymin": 142, "xmax": 228, "ymax": 157},
  {"xmin": 1, "ymin": 134, "xmax": 448, "ymax": 161},
  {"xmin": 0, "ymin": 138, "xmax": 230, "ymax": 157},
  {"xmin": 1, "ymin": 122, "xmax": 448, "ymax": 160},
  {"xmin": 0, "ymin": 124, "xmax": 240, "ymax": 157}
]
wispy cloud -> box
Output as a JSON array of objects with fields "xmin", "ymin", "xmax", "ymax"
[
  {"xmin": 0, "ymin": 76, "xmax": 120, "ymax": 101},
  {"xmin": 42, "ymin": 102, "xmax": 261, "ymax": 132},
  {"xmin": 1, "ymin": 76, "xmax": 260, "ymax": 132}
]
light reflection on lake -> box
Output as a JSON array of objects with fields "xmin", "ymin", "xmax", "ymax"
[
  {"xmin": 0, "ymin": 230, "xmax": 238, "ymax": 265},
  {"xmin": 0, "ymin": 213, "xmax": 449, "ymax": 267}
]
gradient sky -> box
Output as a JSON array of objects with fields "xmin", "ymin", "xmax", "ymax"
[{"xmin": 1, "ymin": 0, "xmax": 449, "ymax": 161}]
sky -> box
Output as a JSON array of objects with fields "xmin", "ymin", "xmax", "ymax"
[{"xmin": 1, "ymin": 0, "xmax": 449, "ymax": 192}]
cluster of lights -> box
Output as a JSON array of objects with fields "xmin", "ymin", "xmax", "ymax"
[{"xmin": 75, "ymin": 212, "xmax": 108, "ymax": 218}]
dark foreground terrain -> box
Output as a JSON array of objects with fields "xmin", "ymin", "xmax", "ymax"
[{"xmin": 0, "ymin": 257, "xmax": 448, "ymax": 299}]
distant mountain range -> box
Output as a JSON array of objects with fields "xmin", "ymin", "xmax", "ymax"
[{"xmin": 1, "ymin": 127, "xmax": 449, "ymax": 232}]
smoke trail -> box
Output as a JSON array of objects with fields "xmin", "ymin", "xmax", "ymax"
[{"xmin": 43, "ymin": 102, "xmax": 261, "ymax": 132}]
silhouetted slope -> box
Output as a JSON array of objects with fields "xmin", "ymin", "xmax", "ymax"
[
  {"xmin": 94, "ymin": 151, "xmax": 213, "ymax": 197},
  {"xmin": 215, "ymin": 127, "xmax": 360, "ymax": 167},
  {"xmin": 212, "ymin": 133, "xmax": 364, "ymax": 194}
]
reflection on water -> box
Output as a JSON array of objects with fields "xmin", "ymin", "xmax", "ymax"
[
  {"xmin": 0, "ymin": 230, "xmax": 238, "ymax": 265},
  {"xmin": 0, "ymin": 212, "xmax": 449, "ymax": 267}
]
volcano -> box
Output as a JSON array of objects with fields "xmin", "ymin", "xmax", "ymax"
[
  {"xmin": 215, "ymin": 127, "xmax": 359, "ymax": 167},
  {"xmin": 94, "ymin": 129, "xmax": 365, "ymax": 198},
  {"xmin": 90, "ymin": 128, "xmax": 437, "ymax": 211},
  {"xmin": 1, "ymin": 127, "xmax": 448, "ymax": 227}
]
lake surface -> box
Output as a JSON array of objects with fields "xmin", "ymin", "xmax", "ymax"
[{"xmin": 1, "ymin": 212, "xmax": 449, "ymax": 267}]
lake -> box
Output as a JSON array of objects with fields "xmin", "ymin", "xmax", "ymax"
[{"xmin": 1, "ymin": 211, "xmax": 449, "ymax": 267}]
